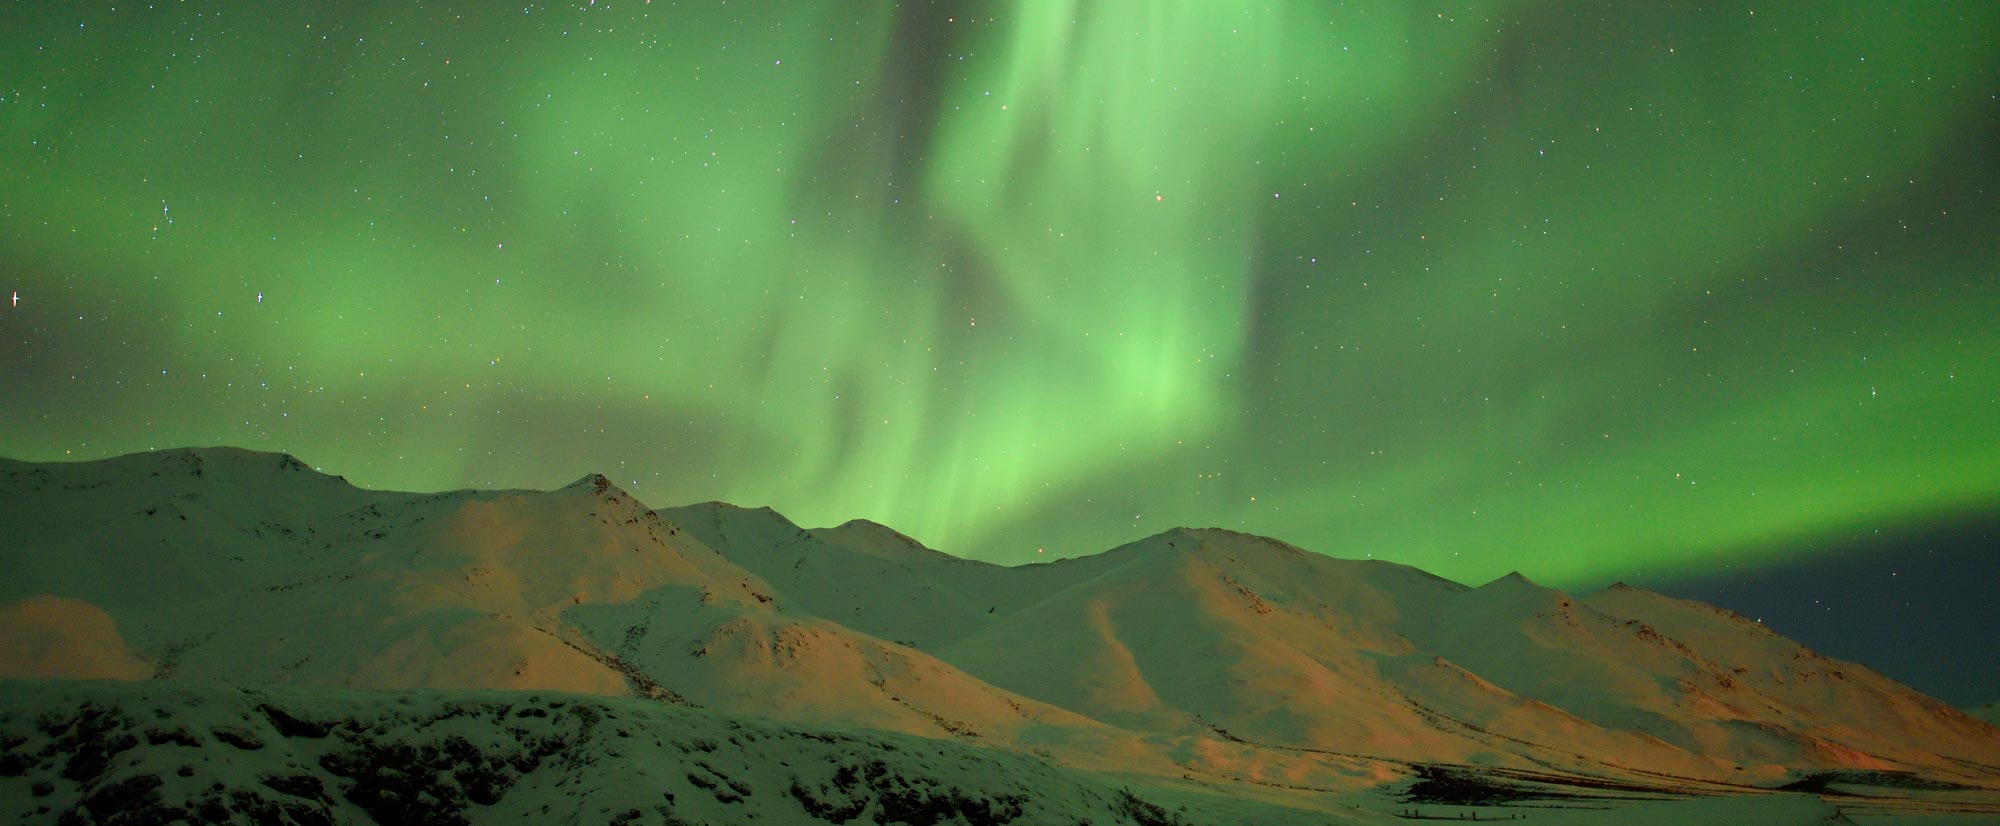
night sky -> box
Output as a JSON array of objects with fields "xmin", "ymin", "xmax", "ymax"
[{"xmin": 2, "ymin": 4, "xmax": 1996, "ymax": 697}]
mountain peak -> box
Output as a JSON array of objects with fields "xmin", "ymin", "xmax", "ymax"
[
  {"xmin": 1597, "ymin": 581, "xmax": 1668, "ymax": 599},
  {"xmin": 672, "ymin": 500, "xmax": 794, "ymax": 524},
  {"xmin": 561, "ymin": 473, "xmax": 638, "ymax": 503},
  {"xmin": 1105, "ymin": 528, "xmax": 1200, "ymax": 556},
  {"xmin": 807, "ymin": 519, "xmax": 990, "ymax": 571},
  {"xmin": 132, "ymin": 446, "xmax": 348, "ymax": 486},
  {"xmin": 824, "ymin": 518, "xmax": 926, "ymax": 548},
  {"xmin": 658, "ymin": 500, "xmax": 809, "ymax": 558},
  {"xmin": 1143, "ymin": 525, "xmax": 1244, "ymax": 546},
  {"xmin": 563, "ymin": 472, "xmax": 610, "ymax": 490},
  {"xmin": 682, "ymin": 499, "xmax": 769, "ymax": 513},
  {"xmin": 1482, "ymin": 570, "xmax": 1543, "ymax": 589},
  {"xmin": 156, "ymin": 445, "xmax": 292, "ymax": 466}
]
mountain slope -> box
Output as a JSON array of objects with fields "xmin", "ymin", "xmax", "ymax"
[
  {"xmin": 0, "ymin": 449, "xmax": 757, "ymax": 695},
  {"xmin": 0, "ymin": 450, "xmax": 1133, "ymax": 755},
  {"xmin": 930, "ymin": 529, "xmax": 1723, "ymax": 779},
  {"xmin": 1577, "ymin": 582, "xmax": 2000, "ymax": 770},
  {"xmin": 4, "ymin": 447, "xmax": 1997, "ymax": 817},
  {"xmin": 690, "ymin": 520, "xmax": 2000, "ymax": 787},
  {"xmin": 665, "ymin": 503, "xmax": 1180, "ymax": 652},
  {"xmin": 658, "ymin": 503, "xmax": 1006, "ymax": 651}
]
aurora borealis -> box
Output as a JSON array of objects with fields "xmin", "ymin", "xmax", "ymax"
[{"xmin": 4, "ymin": 2, "xmax": 1997, "ymax": 589}]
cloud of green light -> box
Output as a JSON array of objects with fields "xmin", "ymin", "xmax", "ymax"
[{"xmin": 2, "ymin": 2, "xmax": 1995, "ymax": 585}]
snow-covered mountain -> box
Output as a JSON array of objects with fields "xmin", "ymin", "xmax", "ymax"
[
  {"xmin": 0, "ymin": 449, "xmax": 1135, "ymax": 758},
  {"xmin": 691, "ymin": 508, "xmax": 1999, "ymax": 784},
  {"xmin": 3, "ymin": 448, "xmax": 1997, "ymax": 824}
]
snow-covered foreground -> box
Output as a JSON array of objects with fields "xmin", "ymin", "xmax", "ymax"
[
  {"xmin": 7, "ymin": 679, "xmax": 1981, "ymax": 825},
  {"xmin": 2, "ymin": 448, "xmax": 1998, "ymax": 824},
  {"xmin": 0, "ymin": 678, "xmax": 1310, "ymax": 825}
]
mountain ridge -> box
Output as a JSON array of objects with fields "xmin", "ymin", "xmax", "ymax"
[{"xmin": 3, "ymin": 447, "xmax": 1996, "ymax": 823}]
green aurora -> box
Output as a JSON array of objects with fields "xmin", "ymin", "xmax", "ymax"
[{"xmin": 3, "ymin": 2, "xmax": 1996, "ymax": 586}]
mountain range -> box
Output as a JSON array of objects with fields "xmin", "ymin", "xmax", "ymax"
[{"xmin": 2, "ymin": 447, "xmax": 1995, "ymax": 824}]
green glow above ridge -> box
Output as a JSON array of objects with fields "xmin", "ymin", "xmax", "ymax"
[{"xmin": 3, "ymin": 1, "xmax": 1996, "ymax": 586}]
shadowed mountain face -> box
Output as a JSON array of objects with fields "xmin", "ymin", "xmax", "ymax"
[{"xmin": 2, "ymin": 448, "xmax": 1998, "ymax": 822}]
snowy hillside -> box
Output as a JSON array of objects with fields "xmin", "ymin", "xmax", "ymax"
[
  {"xmin": 0, "ymin": 449, "xmax": 1150, "ymax": 760},
  {"xmin": 0, "ymin": 679, "xmax": 1257, "ymax": 826},
  {"xmin": 660, "ymin": 503, "xmax": 1009, "ymax": 652},
  {"xmin": 692, "ymin": 512, "xmax": 2000, "ymax": 787},
  {"xmin": 3, "ymin": 448, "xmax": 1998, "ymax": 824}
]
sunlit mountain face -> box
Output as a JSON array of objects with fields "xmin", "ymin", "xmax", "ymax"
[{"xmin": 2, "ymin": 448, "xmax": 1998, "ymax": 824}]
